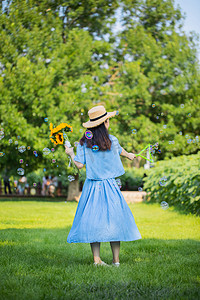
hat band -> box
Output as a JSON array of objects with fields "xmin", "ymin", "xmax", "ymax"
[{"xmin": 90, "ymin": 112, "xmax": 107, "ymax": 122}]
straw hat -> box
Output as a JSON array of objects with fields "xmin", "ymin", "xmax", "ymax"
[{"xmin": 82, "ymin": 105, "xmax": 117, "ymax": 128}]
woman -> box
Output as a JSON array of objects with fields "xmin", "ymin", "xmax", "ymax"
[{"xmin": 65, "ymin": 105, "xmax": 142, "ymax": 267}]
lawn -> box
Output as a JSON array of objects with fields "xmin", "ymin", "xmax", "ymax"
[{"xmin": 0, "ymin": 200, "xmax": 199, "ymax": 300}]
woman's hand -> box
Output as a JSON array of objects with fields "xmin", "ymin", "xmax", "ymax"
[
  {"xmin": 65, "ymin": 145, "xmax": 74, "ymax": 156},
  {"xmin": 127, "ymin": 153, "xmax": 136, "ymax": 160}
]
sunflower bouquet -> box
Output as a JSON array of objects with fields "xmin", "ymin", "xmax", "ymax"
[{"xmin": 49, "ymin": 122, "xmax": 78, "ymax": 174}]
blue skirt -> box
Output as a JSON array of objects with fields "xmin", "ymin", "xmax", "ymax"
[{"xmin": 67, "ymin": 178, "xmax": 142, "ymax": 243}]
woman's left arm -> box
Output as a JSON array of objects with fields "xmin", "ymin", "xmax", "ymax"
[{"xmin": 65, "ymin": 146, "xmax": 84, "ymax": 169}]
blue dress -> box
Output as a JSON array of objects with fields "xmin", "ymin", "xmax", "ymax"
[{"xmin": 67, "ymin": 134, "xmax": 142, "ymax": 243}]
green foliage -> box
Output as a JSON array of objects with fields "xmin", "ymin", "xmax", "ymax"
[
  {"xmin": 143, "ymin": 152, "xmax": 200, "ymax": 215},
  {"xmin": 0, "ymin": 0, "xmax": 199, "ymax": 178}
]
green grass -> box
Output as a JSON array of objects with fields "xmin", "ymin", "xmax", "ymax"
[{"xmin": 0, "ymin": 200, "xmax": 200, "ymax": 300}]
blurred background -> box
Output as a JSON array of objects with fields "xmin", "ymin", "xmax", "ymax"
[{"xmin": 0, "ymin": 0, "xmax": 199, "ymax": 212}]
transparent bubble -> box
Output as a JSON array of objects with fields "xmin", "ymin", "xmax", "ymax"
[
  {"xmin": 163, "ymin": 125, "xmax": 167, "ymax": 129},
  {"xmin": 132, "ymin": 129, "xmax": 137, "ymax": 134},
  {"xmin": 179, "ymin": 131, "xmax": 182, "ymax": 135},
  {"xmin": 26, "ymin": 164, "xmax": 28, "ymax": 166},
  {"xmin": 116, "ymin": 111, "xmax": 119, "ymax": 115},
  {"xmin": 33, "ymin": 183, "xmax": 37, "ymax": 187},
  {"xmin": 116, "ymin": 178, "xmax": 122, "ymax": 189},
  {"xmin": 187, "ymin": 139, "xmax": 192, "ymax": 144},
  {"xmin": 92, "ymin": 145, "xmax": 99, "ymax": 152},
  {"xmin": 80, "ymin": 129, "xmax": 83, "ymax": 132},
  {"xmin": 19, "ymin": 159, "xmax": 23, "ymax": 163},
  {"xmin": 52, "ymin": 159, "xmax": 56, "ymax": 163},
  {"xmin": 17, "ymin": 135, "xmax": 20, "ymax": 139},
  {"xmin": 158, "ymin": 150, "xmax": 161, "ymax": 154},
  {"xmin": 85, "ymin": 130, "xmax": 93, "ymax": 139},
  {"xmin": 35, "ymin": 154, "xmax": 38, "ymax": 157},
  {"xmin": 68, "ymin": 175, "xmax": 75, "ymax": 182},
  {"xmin": 27, "ymin": 146, "xmax": 31, "ymax": 150},
  {"xmin": 188, "ymin": 113, "xmax": 191, "ymax": 117},
  {"xmin": 33, "ymin": 151, "xmax": 37, "ymax": 155},
  {"xmin": 180, "ymin": 104, "xmax": 184, "ymax": 108},
  {"xmin": 185, "ymin": 134, "xmax": 189, "ymax": 139},
  {"xmin": 152, "ymin": 104, "xmax": 156, "ymax": 108},
  {"xmin": 0, "ymin": 152, "xmax": 4, "ymax": 157},
  {"xmin": 156, "ymin": 116, "xmax": 159, "ymax": 119},
  {"xmin": 74, "ymin": 141, "xmax": 79, "ymax": 147},
  {"xmin": 43, "ymin": 148, "xmax": 51, "ymax": 155},
  {"xmin": 160, "ymin": 201, "xmax": 169, "ymax": 210},
  {"xmin": 44, "ymin": 118, "xmax": 48, "ymax": 122},
  {"xmin": 18, "ymin": 146, "xmax": 26, "ymax": 153},
  {"xmin": 159, "ymin": 176, "xmax": 167, "ymax": 186},
  {"xmin": 138, "ymin": 187, "xmax": 143, "ymax": 191},
  {"xmin": 43, "ymin": 168, "xmax": 46, "ymax": 172},
  {"xmin": 17, "ymin": 168, "xmax": 24, "ymax": 175},
  {"xmin": 9, "ymin": 139, "xmax": 13, "ymax": 143},
  {"xmin": 15, "ymin": 141, "xmax": 18, "ymax": 145},
  {"xmin": 51, "ymin": 148, "xmax": 55, "ymax": 152}
]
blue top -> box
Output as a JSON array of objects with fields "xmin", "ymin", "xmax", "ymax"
[{"xmin": 74, "ymin": 134, "xmax": 125, "ymax": 180}]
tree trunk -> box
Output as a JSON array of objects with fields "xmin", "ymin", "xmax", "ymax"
[{"xmin": 67, "ymin": 173, "xmax": 80, "ymax": 202}]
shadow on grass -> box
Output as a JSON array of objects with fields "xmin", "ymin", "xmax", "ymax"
[
  {"xmin": 143, "ymin": 200, "xmax": 199, "ymax": 216},
  {"xmin": 0, "ymin": 227, "xmax": 200, "ymax": 299}
]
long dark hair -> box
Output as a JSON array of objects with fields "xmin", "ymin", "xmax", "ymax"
[{"xmin": 79, "ymin": 121, "xmax": 112, "ymax": 151}]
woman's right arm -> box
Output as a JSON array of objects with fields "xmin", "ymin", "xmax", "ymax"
[{"xmin": 120, "ymin": 147, "xmax": 136, "ymax": 160}]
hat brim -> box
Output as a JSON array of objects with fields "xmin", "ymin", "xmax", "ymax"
[{"xmin": 82, "ymin": 111, "xmax": 116, "ymax": 128}]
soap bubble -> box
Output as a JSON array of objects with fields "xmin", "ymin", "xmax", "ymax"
[
  {"xmin": 179, "ymin": 131, "xmax": 182, "ymax": 135},
  {"xmin": 188, "ymin": 113, "xmax": 191, "ymax": 117},
  {"xmin": 9, "ymin": 139, "xmax": 13, "ymax": 143},
  {"xmin": 92, "ymin": 145, "xmax": 99, "ymax": 152},
  {"xmin": 33, "ymin": 151, "xmax": 37, "ymax": 155},
  {"xmin": 33, "ymin": 183, "xmax": 37, "ymax": 187},
  {"xmin": 44, "ymin": 118, "xmax": 48, "ymax": 122},
  {"xmin": 159, "ymin": 176, "xmax": 167, "ymax": 186},
  {"xmin": 52, "ymin": 159, "xmax": 56, "ymax": 163},
  {"xmin": 116, "ymin": 178, "xmax": 122, "ymax": 189},
  {"xmin": 132, "ymin": 129, "xmax": 137, "ymax": 134},
  {"xmin": 85, "ymin": 130, "xmax": 93, "ymax": 139},
  {"xmin": 116, "ymin": 111, "xmax": 119, "ymax": 115},
  {"xmin": 27, "ymin": 146, "xmax": 31, "ymax": 150},
  {"xmin": 15, "ymin": 141, "xmax": 18, "ymax": 145},
  {"xmin": 138, "ymin": 187, "xmax": 143, "ymax": 191},
  {"xmin": 185, "ymin": 134, "xmax": 189, "ymax": 139},
  {"xmin": 163, "ymin": 125, "xmax": 167, "ymax": 129},
  {"xmin": 158, "ymin": 150, "xmax": 161, "ymax": 154},
  {"xmin": 43, "ymin": 168, "xmax": 46, "ymax": 172},
  {"xmin": 74, "ymin": 141, "xmax": 79, "ymax": 147},
  {"xmin": 160, "ymin": 201, "xmax": 169, "ymax": 210},
  {"xmin": 43, "ymin": 148, "xmax": 51, "ymax": 155},
  {"xmin": 180, "ymin": 104, "xmax": 184, "ymax": 108},
  {"xmin": 187, "ymin": 139, "xmax": 192, "ymax": 144},
  {"xmin": 18, "ymin": 146, "xmax": 26, "ymax": 153},
  {"xmin": 17, "ymin": 168, "xmax": 24, "ymax": 175},
  {"xmin": 51, "ymin": 148, "xmax": 55, "ymax": 152},
  {"xmin": 68, "ymin": 175, "xmax": 75, "ymax": 182},
  {"xmin": 19, "ymin": 159, "xmax": 23, "ymax": 163},
  {"xmin": 152, "ymin": 104, "xmax": 156, "ymax": 108},
  {"xmin": 0, "ymin": 152, "xmax": 4, "ymax": 157}
]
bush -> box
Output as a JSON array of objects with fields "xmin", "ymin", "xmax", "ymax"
[{"xmin": 143, "ymin": 152, "xmax": 200, "ymax": 215}]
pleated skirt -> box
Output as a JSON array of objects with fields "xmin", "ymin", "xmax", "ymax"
[{"xmin": 67, "ymin": 178, "xmax": 142, "ymax": 243}]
